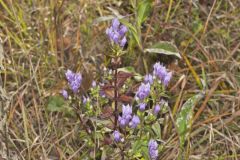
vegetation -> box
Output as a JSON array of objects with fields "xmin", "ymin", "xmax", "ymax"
[{"xmin": 0, "ymin": 0, "xmax": 240, "ymax": 159}]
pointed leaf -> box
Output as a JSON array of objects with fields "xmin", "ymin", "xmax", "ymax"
[
  {"xmin": 176, "ymin": 93, "xmax": 203, "ymax": 147},
  {"xmin": 145, "ymin": 41, "xmax": 181, "ymax": 58},
  {"xmin": 137, "ymin": 0, "xmax": 152, "ymax": 27}
]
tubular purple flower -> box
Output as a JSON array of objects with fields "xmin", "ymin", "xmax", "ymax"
[
  {"xmin": 120, "ymin": 36, "xmax": 127, "ymax": 47},
  {"xmin": 82, "ymin": 96, "xmax": 87, "ymax": 105},
  {"xmin": 112, "ymin": 18, "xmax": 120, "ymax": 30},
  {"xmin": 61, "ymin": 89, "xmax": 68, "ymax": 99},
  {"xmin": 65, "ymin": 70, "xmax": 75, "ymax": 82},
  {"xmin": 118, "ymin": 116, "xmax": 127, "ymax": 127},
  {"xmin": 65, "ymin": 70, "xmax": 82, "ymax": 93},
  {"xmin": 91, "ymin": 81, "xmax": 97, "ymax": 87},
  {"xmin": 113, "ymin": 130, "xmax": 121, "ymax": 142},
  {"xmin": 163, "ymin": 72, "xmax": 172, "ymax": 86},
  {"xmin": 112, "ymin": 33, "xmax": 120, "ymax": 43},
  {"xmin": 139, "ymin": 103, "xmax": 146, "ymax": 111},
  {"xmin": 153, "ymin": 62, "xmax": 167, "ymax": 80},
  {"xmin": 119, "ymin": 25, "xmax": 128, "ymax": 36},
  {"xmin": 129, "ymin": 115, "xmax": 140, "ymax": 128},
  {"xmin": 153, "ymin": 104, "xmax": 161, "ymax": 115},
  {"xmin": 144, "ymin": 74, "xmax": 153, "ymax": 84},
  {"xmin": 148, "ymin": 139, "xmax": 158, "ymax": 160},
  {"xmin": 136, "ymin": 83, "xmax": 151, "ymax": 100},
  {"xmin": 122, "ymin": 104, "xmax": 132, "ymax": 121}
]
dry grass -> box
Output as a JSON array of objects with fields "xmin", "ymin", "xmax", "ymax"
[{"xmin": 0, "ymin": 0, "xmax": 240, "ymax": 159}]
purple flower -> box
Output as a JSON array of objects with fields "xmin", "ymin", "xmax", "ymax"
[
  {"xmin": 65, "ymin": 70, "xmax": 82, "ymax": 93},
  {"xmin": 139, "ymin": 103, "xmax": 146, "ymax": 111},
  {"xmin": 118, "ymin": 116, "xmax": 127, "ymax": 127},
  {"xmin": 119, "ymin": 25, "xmax": 128, "ymax": 36},
  {"xmin": 153, "ymin": 104, "xmax": 161, "ymax": 115},
  {"xmin": 61, "ymin": 89, "xmax": 68, "ymax": 99},
  {"xmin": 112, "ymin": 18, "xmax": 120, "ymax": 30},
  {"xmin": 113, "ymin": 130, "xmax": 121, "ymax": 142},
  {"xmin": 106, "ymin": 18, "xmax": 128, "ymax": 47},
  {"xmin": 65, "ymin": 70, "xmax": 75, "ymax": 82},
  {"xmin": 153, "ymin": 62, "xmax": 172, "ymax": 86},
  {"xmin": 91, "ymin": 81, "xmax": 97, "ymax": 87},
  {"xmin": 153, "ymin": 62, "xmax": 167, "ymax": 80},
  {"xmin": 148, "ymin": 139, "xmax": 158, "ymax": 160},
  {"xmin": 144, "ymin": 74, "xmax": 153, "ymax": 84},
  {"xmin": 129, "ymin": 115, "xmax": 140, "ymax": 128},
  {"xmin": 118, "ymin": 104, "xmax": 132, "ymax": 127},
  {"xmin": 120, "ymin": 36, "xmax": 127, "ymax": 47},
  {"xmin": 153, "ymin": 99, "xmax": 167, "ymax": 115},
  {"xmin": 122, "ymin": 104, "xmax": 132, "ymax": 119},
  {"xmin": 82, "ymin": 96, "xmax": 87, "ymax": 105},
  {"xmin": 136, "ymin": 83, "xmax": 151, "ymax": 100},
  {"xmin": 163, "ymin": 72, "xmax": 172, "ymax": 86}
]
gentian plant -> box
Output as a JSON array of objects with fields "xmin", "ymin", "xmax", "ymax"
[{"xmin": 60, "ymin": 18, "xmax": 173, "ymax": 159}]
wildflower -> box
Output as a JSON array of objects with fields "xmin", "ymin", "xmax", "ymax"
[
  {"xmin": 113, "ymin": 130, "xmax": 121, "ymax": 142},
  {"xmin": 120, "ymin": 36, "xmax": 127, "ymax": 47},
  {"xmin": 91, "ymin": 81, "xmax": 97, "ymax": 87},
  {"xmin": 136, "ymin": 83, "xmax": 151, "ymax": 100},
  {"xmin": 112, "ymin": 18, "xmax": 120, "ymax": 30},
  {"xmin": 65, "ymin": 69, "xmax": 82, "ymax": 93},
  {"xmin": 99, "ymin": 90, "xmax": 106, "ymax": 98},
  {"xmin": 122, "ymin": 104, "xmax": 132, "ymax": 120},
  {"xmin": 129, "ymin": 115, "xmax": 140, "ymax": 128},
  {"xmin": 144, "ymin": 74, "xmax": 153, "ymax": 84},
  {"xmin": 153, "ymin": 104, "xmax": 161, "ymax": 115},
  {"xmin": 119, "ymin": 25, "xmax": 128, "ymax": 36},
  {"xmin": 82, "ymin": 96, "xmax": 87, "ymax": 105},
  {"xmin": 61, "ymin": 89, "xmax": 68, "ymax": 99},
  {"xmin": 118, "ymin": 116, "xmax": 127, "ymax": 127},
  {"xmin": 106, "ymin": 18, "xmax": 128, "ymax": 47},
  {"xmin": 148, "ymin": 139, "xmax": 158, "ymax": 160},
  {"xmin": 118, "ymin": 104, "xmax": 132, "ymax": 127},
  {"xmin": 139, "ymin": 103, "xmax": 146, "ymax": 111},
  {"xmin": 153, "ymin": 62, "xmax": 172, "ymax": 86},
  {"xmin": 163, "ymin": 72, "xmax": 172, "ymax": 86}
]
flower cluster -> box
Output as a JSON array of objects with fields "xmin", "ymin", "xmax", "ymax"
[
  {"xmin": 135, "ymin": 83, "xmax": 151, "ymax": 100},
  {"xmin": 118, "ymin": 104, "xmax": 140, "ymax": 128},
  {"xmin": 65, "ymin": 70, "xmax": 82, "ymax": 93},
  {"xmin": 153, "ymin": 62, "xmax": 172, "ymax": 86},
  {"xmin": 148, "ymin": 139, "xmax": 158, "ymax": 160},
  {"xmin": 106, "ymin": 18, "xmax": 127, "ymax": 47}
]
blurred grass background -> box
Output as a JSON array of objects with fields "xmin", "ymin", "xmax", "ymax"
[{"xmin": 0, "ymin": 0, "xmax": 240, "ymax": 159}]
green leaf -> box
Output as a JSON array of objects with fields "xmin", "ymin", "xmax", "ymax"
[
  {"xmin": 176, "ymin": 93, "xmax": 203, "ymax": 147},
  {"xmin": 92, "ymin": 15, "xmax": 114, "ymax": 25},
  {"xmin": 137, "ymin": 0, "xmax": 152, "ymax": 27},
  {"xmin": 47, "ymin": 96, "xmax": 65, "ymax": 112},
  {"xmin": 144, "ymin": 41, "xmax": 181, "ymax": 58},
  {"xmin": 152, "ymin": 122, "xmax": 161, "ymax": 139},
  {"xmin": 132, "ymin": 139, "xmax": 148, "ymax": 159}
]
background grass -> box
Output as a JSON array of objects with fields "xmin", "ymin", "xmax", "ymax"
[{"xmin": 0, "ymin": 0, "xmax": 240, "ymax": 159}]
